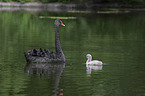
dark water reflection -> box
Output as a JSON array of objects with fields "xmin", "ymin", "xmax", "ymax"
[
  {"xmin": 24, "ymin": 63, "xmax": 65, "ymax": 96},
  {"xmin": 0, "ymin": 9, "xmax": 145, "ymax": 96}
]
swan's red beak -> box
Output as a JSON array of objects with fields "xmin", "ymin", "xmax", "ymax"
[{"xmin": 61, "ymin": 21, "xmax": 65, "ymax": 26}]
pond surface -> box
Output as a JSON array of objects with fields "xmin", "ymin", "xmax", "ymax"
[{"xmin": 0, "ymin": 8, "xmax": 145, "ymax": 96}]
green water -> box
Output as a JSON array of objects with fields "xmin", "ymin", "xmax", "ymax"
[{"xmin": 0, "ymin": 9, "xmax": 145, "ymax": 96}]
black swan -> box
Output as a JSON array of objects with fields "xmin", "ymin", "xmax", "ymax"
[{"xmin": 24, "ymin": 19, "xmax": 65, "ymax": 63}]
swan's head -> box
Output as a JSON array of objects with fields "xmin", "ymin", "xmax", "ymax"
[
  {"xmin": 86, "ymin": 54, "xmax": 92, "ymax": 61},
  {"xmin": 86, "ymin": 54, "xmax": 91, "ymax": 58},
  {"xmin": 55, "ymin": 19, "xmax": 65, "ymax": 26}
]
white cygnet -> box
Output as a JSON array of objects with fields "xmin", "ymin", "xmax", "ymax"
[{"xmin": 86, "ymin": 54, "xmax": 103, "ymax": 65}]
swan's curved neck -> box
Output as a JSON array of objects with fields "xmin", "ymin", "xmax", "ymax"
[
  {"xmin": 55, "ymin": 24, "xmax": 65, "ymax": 62},
  {"xmin": 55, "ymin": 25, "xmax": 62, "ymax": 53},
  {"xmin": 86, "ymin": 56, "xmax": 92, "ymax": 63}
]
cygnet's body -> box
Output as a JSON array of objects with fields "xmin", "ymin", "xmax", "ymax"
[{"xmin": 86, "ymin": 54, "xmax": 103, "ymax": 65}]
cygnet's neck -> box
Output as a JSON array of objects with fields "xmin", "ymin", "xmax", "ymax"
[{"xmin": 86, "ymin": 56, "xmax": 92, "ymax": 63}]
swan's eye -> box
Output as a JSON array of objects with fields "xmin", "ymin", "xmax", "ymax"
[{"xmin": 59, "ymin": 21, "xmax": 61, "ymax": 24}]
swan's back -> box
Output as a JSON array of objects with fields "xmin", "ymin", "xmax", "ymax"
[
  {"xmin": 24, "ymin": 48, "xmax": 64, "ymax": 63},
  {"xmin": 87, "ymin": 60, "xmax": 103, "ymax": 65},
  {"xmin": 25, "ymin": 48, "xmax": 57, "ymax": 57}
]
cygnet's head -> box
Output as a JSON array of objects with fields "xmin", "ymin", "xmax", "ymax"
[
  {"xmin": 86, "ymin": 54, "xmax": 92, "ymax": 61},
  {"xmin": 86, "ymin": 54, "xmax": 91, "ymax": 58}
]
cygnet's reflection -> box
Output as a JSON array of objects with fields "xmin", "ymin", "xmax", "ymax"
[
  {"xmin": 86, "ymin": 64, "xmax": 103, "ymax": 76},
  {"xmin": 24, "ymin": 62, "xmax": 65, "ymax": 96}
]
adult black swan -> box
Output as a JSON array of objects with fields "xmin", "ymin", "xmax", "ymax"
[{"xmin": 24, "ymin": 19, "xmax": 65, "ymax": 63}]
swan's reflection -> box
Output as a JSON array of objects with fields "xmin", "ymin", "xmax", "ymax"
[
  {"xmin": 86, "ymin": 64, "xmax": 103, "ymax": 76},
  {"xmin": 24, "ymin": 62, "xmax": 65, "ymax": 96}
]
